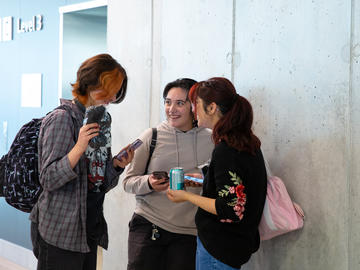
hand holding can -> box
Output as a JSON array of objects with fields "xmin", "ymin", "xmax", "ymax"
[{"xmin": 169, "ymin": 167, "xmax": 184, "ymax": 190}]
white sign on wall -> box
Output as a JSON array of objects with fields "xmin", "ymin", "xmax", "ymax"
[
  {"xmin": 1, "ymin": 16, "xmax": 13, "ymax": 41},
  {"xmin": 0, "ymin": 14, "xmax": 43, "ymax": 42},
  {"xmin": 21, "ymin": 73, "xmax": 42, "ymax": 108}
]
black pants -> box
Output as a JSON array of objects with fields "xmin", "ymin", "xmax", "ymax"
[
  {"xmin": 31, "ymin": 223, "xmax": 97, "ymax": 270},
  {"xmin": 127, "ymin": 213, "xmax": 197, "ymax": 270}
]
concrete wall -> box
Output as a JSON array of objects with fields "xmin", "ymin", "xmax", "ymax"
[
  {"xmin": 349, "ymin": 1, "xmax": 360, "ymax": 269},
  {"xmin": 105, "ymin": 0, "xmax": 360, "ymax": 270}
]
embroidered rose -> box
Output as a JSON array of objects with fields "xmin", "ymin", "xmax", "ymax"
[
  {"xmin": 233, "ymin": 186, "xmax": 246, "ymax": 220},
  {"xmin": 218, "ymin": 171, "xmax": 247, "ymax": 221},
  {"xmin": 235, "ymin": 184, "xmax": 245, "ymax": 197}
]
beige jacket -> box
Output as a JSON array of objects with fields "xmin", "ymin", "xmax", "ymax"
[{"xmin": 123, "ymin": 121, "xmax": 213, "ymax": 235}]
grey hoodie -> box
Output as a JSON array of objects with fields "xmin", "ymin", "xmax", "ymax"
[{"xmin": 123, "ymin": 121, "xmax": 213, "ymax": 235}]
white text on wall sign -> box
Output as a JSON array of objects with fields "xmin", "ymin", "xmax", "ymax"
[
  {"xmin": 17, "ymin": 15, "xmax": 43, "ymax": 33},
  {"xmin": 0, "ymin": 14, "xmax": 43, "ymax": 42}
]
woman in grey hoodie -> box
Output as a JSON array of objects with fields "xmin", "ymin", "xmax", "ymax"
[{"xmin": 123, "ymin": 78, "xmax": 214, "ymax": 270}]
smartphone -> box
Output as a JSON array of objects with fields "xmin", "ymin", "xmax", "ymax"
[
  {"xmin": 116, "ymin": 139, "xmax": 143, "ymax": 160},
  {"xmin": 152, "ymin": 171, "xmax": 169, "ymax": 181},
  {"xmin": 84, "ymin": 105, "xmax": 106, "ymax": 125},
  {"xmin": 184, "ymin": 175, "xmax": 203, "ymax": 184}
]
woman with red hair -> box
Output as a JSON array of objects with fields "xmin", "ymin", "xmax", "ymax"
[
  {"xmin": 30, "ymin": 54, "xmax": 134, "ymax": 270},
  {"xmin": 167, "ymin": 77, "xmax": 267, "ymax": 269}
]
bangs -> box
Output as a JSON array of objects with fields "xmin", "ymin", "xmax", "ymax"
[{"xmin": 93, "ymin": 69, "xmax": 124, "ymax": 101}]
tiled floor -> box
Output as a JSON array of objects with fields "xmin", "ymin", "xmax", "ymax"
[{"xmin": 0, "ymin": 256, "xmax": 28, "ymax": 270}]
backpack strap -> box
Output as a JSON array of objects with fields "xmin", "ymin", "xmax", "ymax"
[
  {"xmin": 0, "ymin": 154, "xmax": 6, "ymax": 197},
  {"xmin": 144, "ymin": 128, "xmax": 157, "ymax": 174},
  {"xmin": 54, "ymin": 104, "xmax": 78, "ymax": 141}
]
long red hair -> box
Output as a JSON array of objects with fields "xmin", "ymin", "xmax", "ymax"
[{"xmin": 189, "ymin": 77, "xmax": 261, "ymax": 154}]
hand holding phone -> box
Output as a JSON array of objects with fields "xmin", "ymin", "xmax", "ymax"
[
  {"xmin": 184, "ymin": 175, "xmax": 203, "ymax": 184},
  {"xmin": 149, "ymin": 171, "xmax": 169, "ymax": 192},
  {"xmin": 116, "ymin": 139, "xmax": 143, "ymax": 160}
]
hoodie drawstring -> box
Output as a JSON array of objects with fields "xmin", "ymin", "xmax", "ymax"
[
  {"xmin": 174, "ymin": 129, "xmax": 180, "ymax": 167},
  {"xmin": 173, "ymin": 128, "xmax": 199, "ymax": 169}
]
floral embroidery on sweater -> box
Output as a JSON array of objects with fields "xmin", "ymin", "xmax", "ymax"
[{"xmin": 218, "ymin": 171, "xmax": 247, "ymax": 223}]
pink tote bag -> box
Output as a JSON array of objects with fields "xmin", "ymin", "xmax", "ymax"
[{"xmin": 258, "ymin": 156, "xmax": 305, "ymax": 241}]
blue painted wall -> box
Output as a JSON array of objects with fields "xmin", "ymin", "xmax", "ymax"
[{"xmin": 0, "ymin": 0, "xmax": 87, "ymax": 250}]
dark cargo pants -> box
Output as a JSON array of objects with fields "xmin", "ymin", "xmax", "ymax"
[
  {"xmin": 127, "ymin": 213, "xmax": 196, "ymax": 270},
  {"xmin": 31, "ymin": 222, "xmax": 97, "ymax": 270}
]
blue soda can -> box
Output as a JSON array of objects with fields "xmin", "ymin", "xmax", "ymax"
[{"xmin": 169, "ymin": 167, "xmax": 184, "ymax": 190}]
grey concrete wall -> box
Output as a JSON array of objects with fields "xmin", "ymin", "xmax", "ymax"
[
  {"xmin": 105, "ymin": 1, "xmax": 153, "ymax": 268},
  {"xmin": 349, "ymin": 1, "xmax": 360, "ymax": 269},
  {"xmin": 236, "ymin": 1, "xmax": 353, "ymax": 269},
  {"xmin": 105, "ymin": 1, "xmax": 359, "ymax": 269}
]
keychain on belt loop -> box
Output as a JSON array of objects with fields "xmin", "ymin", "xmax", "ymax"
[{"xmin": 151, "ymin": 224, "xmax": 160, "ymax": 240}]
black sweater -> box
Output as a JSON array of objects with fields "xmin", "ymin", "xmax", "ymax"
[{"xmin": 195, "ymin": 141, "xmax": 267, "ymax": 268}]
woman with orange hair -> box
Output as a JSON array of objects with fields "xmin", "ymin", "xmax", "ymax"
[{"xmin": 29, "ymin": 54, "xmax": 133, "ymax": 270}]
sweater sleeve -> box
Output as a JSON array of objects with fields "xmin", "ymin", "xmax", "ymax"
[
  {"xmin": 213, "ymin": 145, "xmax": 248, "ymax": 223},
  {"xmin": 102, "ymin": 148, "xmax": 123, "ymax": 193},
  {"xmin": 122, "ymin": 128, "xmax": 153, "ymax": 195}
]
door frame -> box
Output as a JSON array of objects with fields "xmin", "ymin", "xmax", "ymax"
[{"xmin": 58, "ymin": 0, "xmax": 108, "ymax": 100}]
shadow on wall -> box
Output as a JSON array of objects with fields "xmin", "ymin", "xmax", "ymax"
[
  {"xmin": 240, "ymin": 86, "xmax": 345, "ymax": 269},
  {"xmin": 243, "ymin": 229, "xmax": 304, "ymax": 270}
]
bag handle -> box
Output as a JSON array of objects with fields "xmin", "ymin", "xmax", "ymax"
[{"xmin": 261, "ymin": 149, "xmax": 273, "ymax": 178}]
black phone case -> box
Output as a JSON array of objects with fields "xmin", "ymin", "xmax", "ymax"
[
  {"xmin": 152, "ymin": 171, "xmax": 169, "ymax": 180},
  {"xmin": 85, "ymin": 105, "xmax": 106, "ymax": 124}
]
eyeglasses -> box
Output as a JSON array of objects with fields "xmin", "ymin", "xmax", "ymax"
[
  {"xmin": 111, "ymin": 77, "xmax": 128, "ymax": 104},
  {"xmin": 164, "ymin": 98, "xmax": 188, "ymax": 107}
]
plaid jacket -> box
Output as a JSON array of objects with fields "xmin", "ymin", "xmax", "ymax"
[{"xmin": 29, "ymin": 99, "xmax": 122, "ymax": 252}]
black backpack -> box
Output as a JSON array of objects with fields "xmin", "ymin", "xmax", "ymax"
[{"xmin": 1, "ymin": 105, "xmax": 73, "ymax": 212}]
